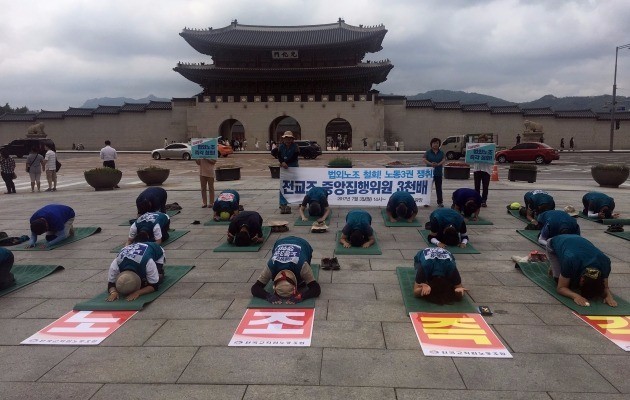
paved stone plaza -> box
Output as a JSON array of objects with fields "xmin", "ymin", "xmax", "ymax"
[{"xmin": 0, "ymin": 151, "xmax": 629, "ymax": 399}]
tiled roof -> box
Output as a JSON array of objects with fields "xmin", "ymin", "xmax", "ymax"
[
  {"xmin": 0, "ymin": 113, "xmax": 37, "ymax": 121},
  {"xmin": 555, "ymin": 109, "xmax": 597, "ymax": 118},
  {"xmin": 146, "ymin": 101, "xmax": 172, "ymax": 110},
  {"xmin": 523, "ymin": 107, "xmax": 554, "ymax": 116},
  {"xmin": 180, "ymin": 20, "xmax": 387, "ymax": 53},
  {"xmin": 120, "ymin": 103, "xmax": 146, "ymax": 112},
  {"xmin": 406, "ymin": 99, "xmax": 433, "ymax": 108},
  {"xmin": 462, "ymin": 103, "xmax": 491, "ymax": 112},
  {"xmin": 93, "ymin": 106, "xmax": 121, "ymax": 115},
  {"xmin": 174, "ymin": 61, "xmax": 393, "ymax": 85},
  {"xmin": 491, "ymin": 105, "xmax": 522, "ymax": 114},
  {"xmin": 65, "ymin": 108, "xmax": 95, "ymax": 117},
  {"xmin": 433, "ymin": 101, "xmax": 461, "ymax": 110},
  {"xmin": 37, "ymin": 111, "xmax": 65, "ymax": 119},
  {"xmin": 596, "ymin": 112, "xmax": 630, "ymax": 120}
]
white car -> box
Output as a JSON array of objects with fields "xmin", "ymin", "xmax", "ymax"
[{"xmin": 151, "ymin": 143, "xmax": 191, "ymax": 160}]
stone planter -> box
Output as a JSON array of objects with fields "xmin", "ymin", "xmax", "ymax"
[
  {"xmin": 137, "ymin": 169, "xmax": 170, "ymax": 186},
  {"xmin": 444, "ymin": 166, "xmax": 470, "ymax": 179},
  {"xmin": 591, "ymin": 164, "xmax": 629, "ymax": 188},
  {"xmin": 84, "ymin": 168, "xmax": 122, "ymax": 191},
  {"xmin": 215, "ymin": 167, "xmax": 241, "ymax": 181},
  {"xmin": 269, "ymin": 165, "xmax": 280, "ymax": 179},
  {"xmin": 508, "ymin": 167, "xmax": 537, "ymax": 183}
]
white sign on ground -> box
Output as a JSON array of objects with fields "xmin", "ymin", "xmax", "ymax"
[
  {"xmin": 229, "ymin": 308, "xmax": 315, "ymax": 347},
  {"xmin": 576, "ymin": 314, "xmax": 630, "ymax": 351}
]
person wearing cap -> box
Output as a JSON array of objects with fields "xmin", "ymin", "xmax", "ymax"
[
  {"xmin": 413, "ymin": 247, "xmax": 467, "ymax": 304},
  {"xmin": 278, "ymin": 131, "xmax": 300, "ymax": 214},
  {"xmin": 227, "ymin": 211, "xmax": 264, "ymax": 246},
  {"xmin": 451, "ymin": 188, "xmax": 482, "ymax": 221},
  {"xmin": 213, "ymin": 189, "xmax": 241, "ymax": 221},
  {"xmin": 340, "ymin": 209, "xmax": 375, "ymax": 248},
  {"xmin": 536, "ymin": 210, "xmax": 581, "ymax": 246},
  {"xmin": 582, "ymin": 192, "xmax": 618, "ymax": 219},
  {"xmin": 27, "ymin": 204, "xmax": 75, "ymax": 248},
  {"xmin": 547, "ymin": 234, "xmax": 616, "ymax": 307},
  {"xmin": 427, "ymin": 208, "xmax": 469, "ymax": 248},
  {"xmin": 299, "ymin": 186, "xmax": 330, "ymax": 223},
  {"xmin": 522, "ymin": 190, "xmax": 555, "ymax": 225},
  {"xmin": 386, "ymin": 191, "xmax": 418, "ymax": 223},
  {"xmin": 126, "ymin": 211, "xmax": 170, "ymax": 246},
  {"xmin": 251, "ymin": 236, "xmax": 320, "ymax": 304},
  {"xmin": 136, "ymin": 187, "xmax": 167, "ymax": 217},
  {"xmin": 0, "ymin": 248, "xmax": 15, "ymax": 290},
  {"xmin": 107, "ymin": 242, "xmax": 165, "ymax": 302}
]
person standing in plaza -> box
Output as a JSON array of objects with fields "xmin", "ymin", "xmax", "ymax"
[
  {"xmin": 516, "ymin": 134, "xmax": 521, "ymax": 145},
  {"xmin": 277, "ymin": 131, "xmax": 300, "ymax": 214},
  {"xmin": 164, "ymin": 138, "xmax": 168, "ymax": 147},
  {"xmin": 100, "ymin": 140, "xmax": 117, "ymax": 169},
  {"xmin": 0, "ymin": 149, "xmax": 16, "ymax": 194},
  {"xmin": 471, "ymin": 134, "xmax": 492, "ymax": 207},
  {"xmin": 25, "ymin": 146, "xmax": 44, "ymax": 192},
  {"xmin": 560, "ymin": 138, "xmax": 565, "ymax": 151},
  {"xmin": 422, "ymin": 138, "xmax": 445, "ymax": 208},
  {"xmin": 42, "ymin": 143, "xmax": 57, "ymax": 192},
  {"xmin": 570, "ymin": 137, "xmax": 575, "ymax": 151},
  {"xmin": 195, "ymin": 157, "xmax": 216, "ymax": 208}
]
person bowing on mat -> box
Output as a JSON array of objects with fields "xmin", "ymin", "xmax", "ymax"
[
  {"xmin": 413, "ymin": 247, "xmax": 467, "ymax": 305},
  {"xmin": 107, "ymin": 242, "xmax": 165, "ymax": 302},
  {"xmin": 427, "ymin": 208, "xmax": 469, "ymax": 248},
  {"xmin": 385, "ymin": 191, "xmax": 418, "ymax": 223},
  {"xmin": 339, "ymin": 209, "xmax": 375, "ymax": 248}
]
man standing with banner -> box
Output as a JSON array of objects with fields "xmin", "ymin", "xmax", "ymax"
[
  {"xmin": 191, "ymin": 137, "xmax": 219, "ymax": 209},
  {"xmin": 466, "ymin": 135, "xmax": 495, "ymax": 208}
]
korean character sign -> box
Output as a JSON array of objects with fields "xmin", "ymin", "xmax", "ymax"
[
  {"xmin": 465, "ymin": 143, "xmax": 496, "ymax": 165},
  {"xmin": 191, "ymin": 137, "xmax": 218, "ymax": 160}
]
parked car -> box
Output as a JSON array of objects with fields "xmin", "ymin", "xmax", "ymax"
[
  {"xmin": 152, "ymin": 143, "xmax": 192, "ymax": 160},
  {"xmin": 0, "ymin": 138, "xmax": 56, "ymax": 158},
  {"xmin": 218, "ymin": 143, "xmax": 233, "ymax": 157},
  {"xmin": 495, "ymin": 142, "xmax": 559, "ymax": 164},
  {"xmin": 271, "ymin": 140, "xmax": 322, "ymax": 159}
]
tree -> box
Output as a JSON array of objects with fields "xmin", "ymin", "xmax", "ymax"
[{"xmin": 1, "ymin": 103, "xmax": 30, "ymax": 114}]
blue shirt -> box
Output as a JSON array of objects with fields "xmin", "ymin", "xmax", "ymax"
[
  {"xmin": 550, "ymin": 235, "xmax": 611, "ymax": 283},
  {"xmin": 0, "ymin": 248, "xmax": 13, "ymax": 266},
  {"xmin": 524, "ymin": 190, "xmax": 555, "ymax": 211},
  {"xmin": 228, "ymin": 211, "xmax": 263, "ymax": 239},
  {"xmin": 386, "ymin": 191, "xmax": 418, "ymax": 218},
  {"xmin": 267, "ymin": 236, "xmax": 313, "ymax": 278},
  {"xmin": 537, "ymin": 210, "xmax": 580, "ymax": 240},
  {"xmin": 136, "ymin": 187, "xmax": 167, "ymax": 213},
  {"xmin": 424, "ymin": 148, "xmax": 445, "ymax": 177},
  {"xmin": 278, "ymin": 142, "xmax": 299, "ymax": 167},
  {"xmin": 413, "ymin": 248, "xmax": 461, "ymax": 285},
  {"xmin": 301, "ymin": 187, "xmax": 329, "ymax": 208},
  {"xmin": 213, "ymin": 190, "xmax": 240, "ymax": 212},
  {"xmin": 30, "ymin": 204, "xmax": 75, "ymax": 232},
  {"xmin": 342, "ymin": 210, "xmax": 373, "ymax": 237},
  {"xmin": 452, "ymin": 188, "xmax": 482, "ymax": 210},
  {"xmin": 134, "ymin": 212, "xmax": 170, "ymax": 241},
  {"xmin": 582, "ymin": 192, "xmax": 615, "ymax": 213},
  {"xmin": 116, "ymin": 242, "xmax": 164, "ymax": 281}
]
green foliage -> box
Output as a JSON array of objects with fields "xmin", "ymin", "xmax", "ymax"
[
  {"xmin": 327, "ymin": 157, "xmax": 353, "ymax": 168},
  {"xmin": 1, "ymin": 103, "xmax": 30, "ymax": 114},
  {"xmin": 84, "ymin": 167, "xmax": 121, "ymax": 174},
  {"xmin": 216, "ymin": 164, "xmax": 239, "ymax": 169},
  {"xmin": 509, "ymin": 163, "xmax": 537, "ymax": 170},
  {"xmin": 138, "ymin": 165, "xmax": 169, "ymax": 172}
]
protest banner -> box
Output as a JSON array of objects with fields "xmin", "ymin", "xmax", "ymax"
[
  {"xmin": 576, "ymin": 314, "xmax": 630, "ymax": 351},
  {"xmin": 229, "ymin": 308, "xmax": 315, "ymax": 347},
  {"xmin": 191, "ymin": 137, "xmax": 218, "ymax": 159},
  {"xmin": 465, "ymin": 142, "xmax": 496, "ymax": 165}
]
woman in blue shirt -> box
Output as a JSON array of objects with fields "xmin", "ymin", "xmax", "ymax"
[{"xmin": 422, "ymin": 138, "xmax": 446, "ymax": 208}]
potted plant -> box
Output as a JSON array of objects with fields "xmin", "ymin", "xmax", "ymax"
[
  {"xmin": 444, "ymin": 161, "xmax": 470, "ymax": 179},
  {"xmin": 269, "ymin": 165, "xmax": 280, "ymax": 179},
  {"xmin": 327, "ymin": 157, "xmax": 353, "ymax": 168},
  {"xmin": 508, "ymin": 163, "xmax": 537, "ymax": 183},
  {"xmin": 84, "ymin": 167, "xmax": 122, "ymax": 190},
  {"xmin": 215, "ymin": 164, "xmax": 241, "ymax": 181},
  {"xmin": 591, "ymin": 163, "xmax": 629, "ymax": 188},
  {"xmin": 137, "ymin": 165, "xmax": 170, "ymax": 186}
]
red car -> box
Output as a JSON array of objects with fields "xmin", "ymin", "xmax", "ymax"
[{"xmin": 495, "ymin": 142, "xmax": 559, "ymax": 164}]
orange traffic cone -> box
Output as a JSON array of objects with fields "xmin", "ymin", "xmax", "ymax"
[{"xmin": 491, "ymin": 165, "xmax": 499, "ymax": 181}]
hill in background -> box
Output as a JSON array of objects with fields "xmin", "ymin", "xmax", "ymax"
[
  {"xmin": 80, "ymin": 94, "xmax": 170, "ymax": 108},
  {"xmin": 408, "ymin": 90, "xmax": 627, "ymax": 112}
]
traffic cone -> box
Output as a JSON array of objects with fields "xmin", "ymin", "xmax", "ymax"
[{"xmin": 491, "ymin": 165, "xmax": 499, "ymax": 181}]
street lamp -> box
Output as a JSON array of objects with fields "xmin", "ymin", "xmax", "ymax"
[{"xmin": 609, "ymin": 43, "xmax": 630, "ymax": 152}]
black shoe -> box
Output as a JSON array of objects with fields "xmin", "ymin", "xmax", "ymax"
[
  {"xmin": 481, "ymin": 203, "xmax": 487, "ymax": 208},
  {"xmin": 330, "ymin": 257, "xmax": 340, "ymax": 270},
  {"xmin": 321, "ymin": 258, "xmax": 332, "ymax": 270}
]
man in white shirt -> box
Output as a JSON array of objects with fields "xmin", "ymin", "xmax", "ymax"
[
  {"xmin": 100, "ymin": 140, "xmax": 117, "ymax": 169},
  {"xmin": 43, "ymin": 143, "xmax": 57, "ymax": 192}
]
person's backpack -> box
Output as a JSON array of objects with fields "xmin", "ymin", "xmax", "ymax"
[{"xmin": 55, "ymin": 159, "xmax": 62, "ymax": 172}]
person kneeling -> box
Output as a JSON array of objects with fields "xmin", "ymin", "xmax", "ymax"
[
  {"xmin": 428, "ymin": 208, "xmax": 469, "ymax": 248},
  {"xmin": 299, "ymin": 186, "xmax": 331, "ymax": 223},
  {"xmin": 340, "ymin": 209, "xmax": 375, "ymax": 248},
  {"xmin": 251, "ymin": 236, "xmax": 320, "ymax": 304},
  {"xmin": 413, "ymin": 247, "xmax": 466, "ymax": 304},
  {"xmin": 28, "ymin": 204, "xmax": 75, "ymax": 248},
  {"xmin": 386, "ymin": 191, "xmax": 418, "ymax": 223},
  {"xmin": 127, "ymin": 211, "xmax": 170, "ymax": 245},
  {"xmin": 227, "ymin": 211, "xmax": 264, "ymax": 246},
  {"xmin": 0, "ymin": 248, "xmax": 16, "ymax": 290},
  {"xmin": 107, "ymin": 242, "xmax": 165, "ymax": 302},
  {"xmin": 213, "ymin": 190, "xmax": 240, "ymax": 221},
  {"xmin": 451, "ymin": 188, "xmax": 482, "ymax": 221}
]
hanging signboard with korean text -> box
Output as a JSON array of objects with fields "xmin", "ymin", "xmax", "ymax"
[{"xmin": 191, "ymin": 137, "xmax": 218, "ymax": 159}]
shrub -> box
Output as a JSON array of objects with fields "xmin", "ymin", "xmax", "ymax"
[
  {"xmin": 509, "ymin": 163, "xmax": 537, "ymax": 170},
  {"xmin": 327, "ymin": 157, "xmax": 353, "ymax": 168}
]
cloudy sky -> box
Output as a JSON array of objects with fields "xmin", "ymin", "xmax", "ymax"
[{"xmin": 2, "ymin": 0, "xmax": 629, "ymax": 111}]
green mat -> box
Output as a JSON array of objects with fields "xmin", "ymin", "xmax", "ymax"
[
  {"xmin": 516, "ymin": 229, "xmax": 545, "ymax": 249},
  {"xmin": 396, "ymin": 267, "xmax": 477, "ymax": 313},
  {"xmin": 119, "ymin": 210, "xmax": 180, "ymax": 226},
  {"xmin": 577, "ymin": 212, "xmax": 601, "ymax": 223},
  {"xmin": 466, "ymin": 215, "xmax": 494, "ymax": 225},
  {"xmin": 516, "ymin": 261, "xmax": 630, "ymax": 315},
  {"xmin": 247, "ymin": 265, "xmax": 320, "ymax": 309},
  {"xmin": 0, "ymin": 265, "xmax": 64, "ymax": 297},
  {"xmin": 203, "ymin": 218, "xmax": 230, "ymax": 226},
  {"xmin": 602, "ymin": 218, "xmax": 630, "ymax": 225},
  {"xmin": 6, "ymin": 227, "xmax": 102, "ymax": 251},
  {"xmin": 605, "ymin": 230, "xmax": 630, "ymax": 241},
  {"xmin": 213, "ymin": 226, "xmax": 271, "ymax": 252},
  {"xmin": 417, "ymin": 229, "xmax": 480, "ymax": 254},
  {"xmin": 334, "ymin": 231, "xmax": 382, "ymax": 255},
  {"xmin": 380, "ymin": 209, "xmax": 423, "ymax": 227},
  {"xmin": 294, "ymin": 213, "xmax": 332, "ymax": 226},
  {"xmin": 508, "ymin": 209, "xmax": 530, "ymax": 224},
  {"xmin": 110, "ymin": 230, "xmax": 190, "ymax": 253},
  {"xmin": 73, "ymin": 265, "xmax": 194, "ymax": 311}
]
